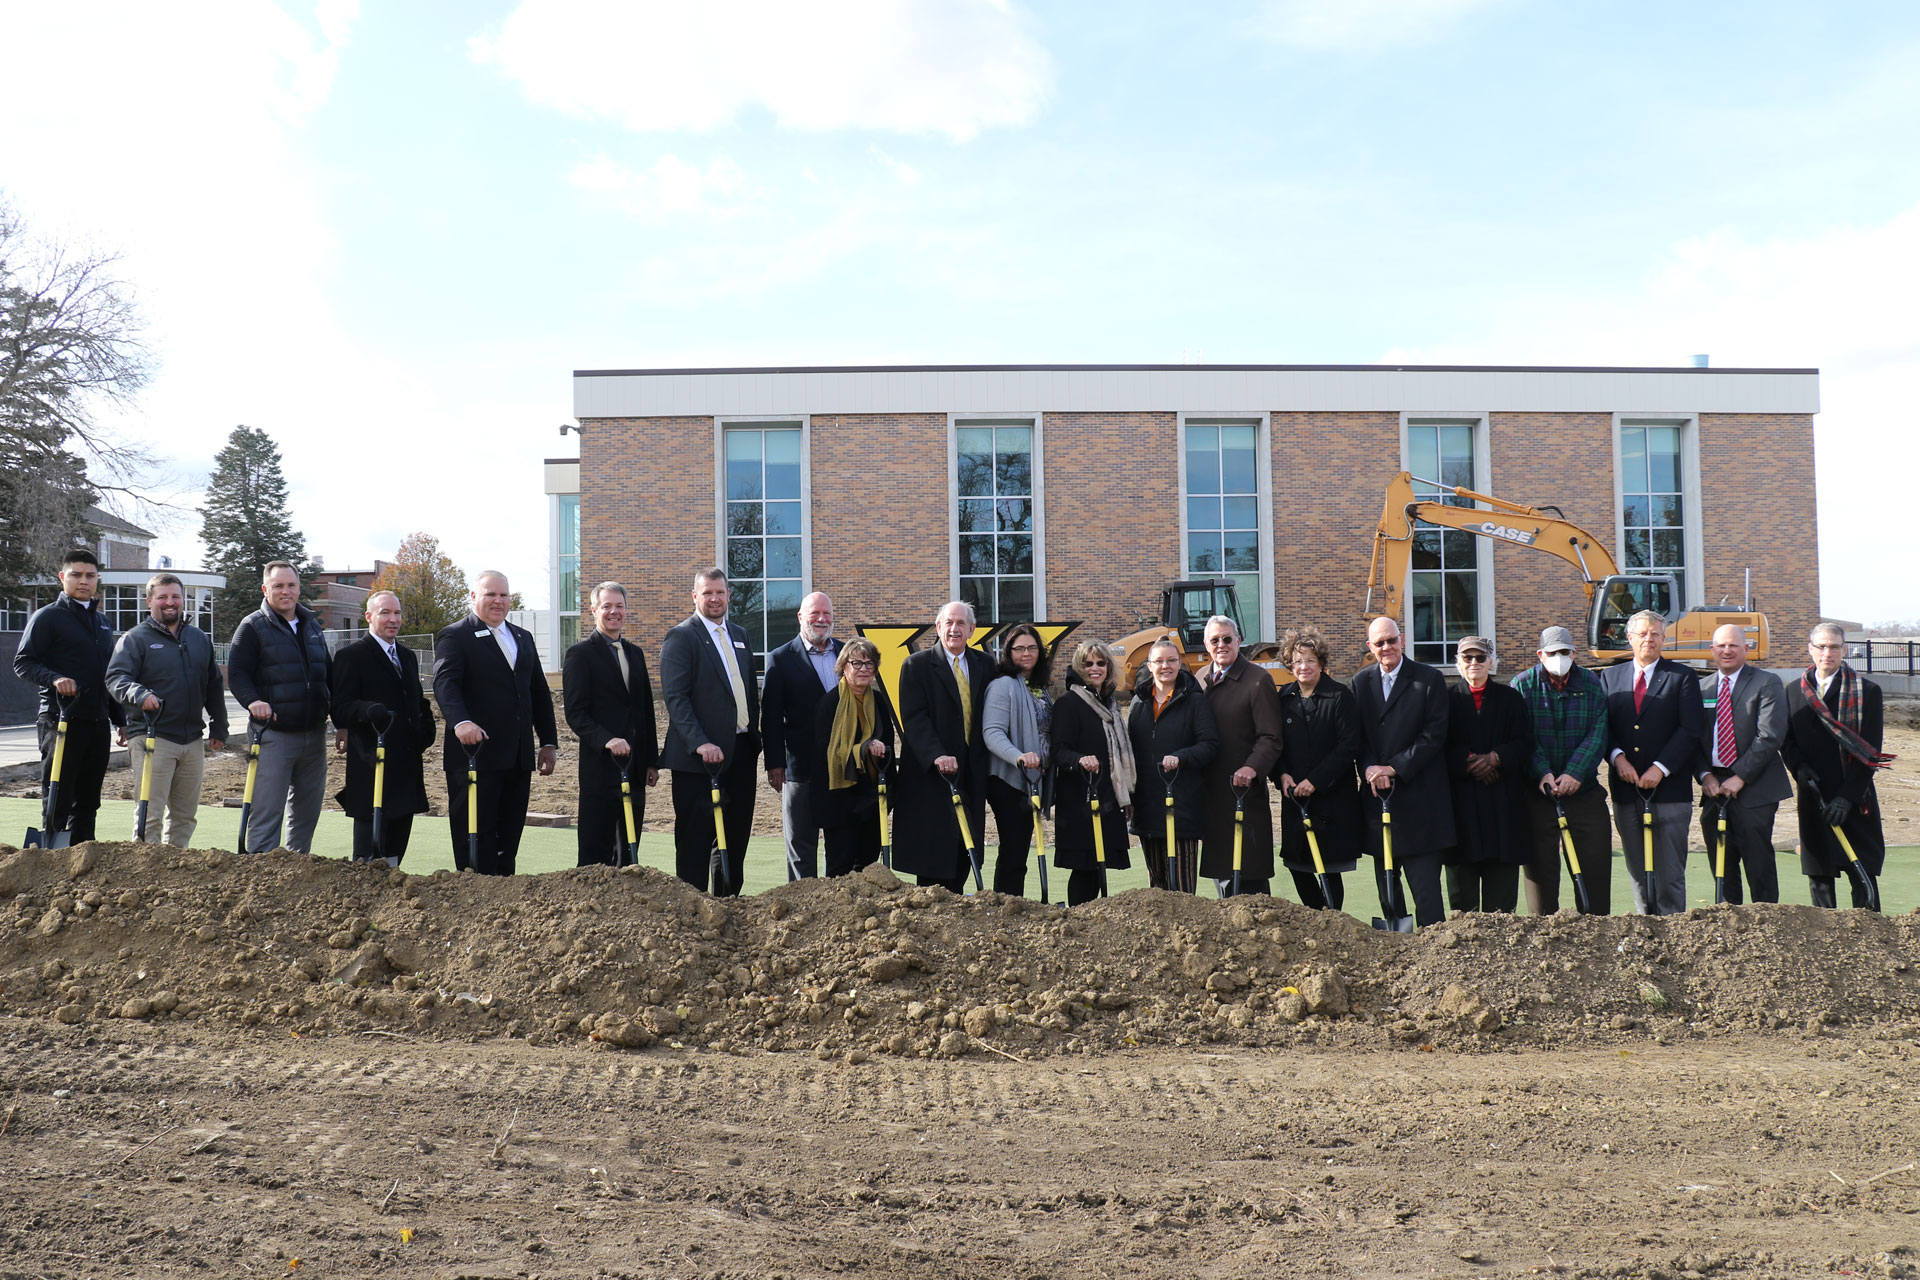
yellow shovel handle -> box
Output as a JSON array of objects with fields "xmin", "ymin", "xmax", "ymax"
[{"xmin": 1557, "ymin": 817, "xmax": 1583, "ymax": 877}]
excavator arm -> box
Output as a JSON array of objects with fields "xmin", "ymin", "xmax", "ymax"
[{"xmin": 1365, "ymin": 471, "xmax": 1620, "ymax": 619}]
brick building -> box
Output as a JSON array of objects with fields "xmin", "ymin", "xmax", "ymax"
[
  {"xmin": 561, "ymin": 363, "xmax": 1820, "ymax": 675},
  {"xmin": 308, "ymin": 561, "xmax": 388, "ymax": 639}
]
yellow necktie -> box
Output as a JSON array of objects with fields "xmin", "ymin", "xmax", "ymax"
[{"xmin": 954, "ymin": 653, "xmax": 972, "ymax": 742}]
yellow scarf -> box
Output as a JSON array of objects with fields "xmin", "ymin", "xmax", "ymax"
[{"xmin": 826, "ymin": 680, "xmax": 876, "ymax": 790}]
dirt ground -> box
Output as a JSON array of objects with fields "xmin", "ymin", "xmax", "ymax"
[
  {"xmin": 62, "ymin": 697, "xmax": 1920, "ymax": 846},
  {"xmin": 5, "ymin": 841, "xmax": 1920, "ymax": 1277}
]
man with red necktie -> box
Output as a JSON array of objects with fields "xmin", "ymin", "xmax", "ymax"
[
  {"xmin": 1694, "ymin": 623, "xmax": 1791, "ymax": 903},
  {"xmin": 1599, "ymin": 609, "xmax": 1703, "ymax": 914}
]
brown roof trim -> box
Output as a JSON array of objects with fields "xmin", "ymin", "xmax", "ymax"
[{"xmin": 574, "ymin": 362, "xmax": 1819, "ymax": 378}]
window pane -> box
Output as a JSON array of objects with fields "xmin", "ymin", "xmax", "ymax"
[
  {"xmin": 955, "ymin": 427, "xmax": 992, "ymax": 457},
  {"xmin": 1223, "ymin": 532, "xmax": 1258, "ymax": 572},
  {"xmin": 1648, "ymin": 437, "xmax": 1680, "ymax": 494},
  {"xmin": 764, "ymin": 501, "xmax": 800, "ymax": 536},
  {"xmin": 1188, "ymin": 532, "xmax": 1222, "ymax": 574},
  {"xmin": 957, "ymin": 447, "xmax": 993, "ymax": 498},
  {"xmin": 1444, "ymin": 575, "xmax": 1478, "ymax": 638},
  {"xmin": 1652, "ymin": 530, "xmax": 1683, "ymax": 568},
  {"xmin": 1408, "ymin": 429, "xmax": 1438, "ymax": 482},
  {"xmin": 1411, "ymin": 528, "xmax": 1441, "ymax": 570},
  {"xmin": 1410, "ymin": 574, "xmax": 1443, "ymax": 642},
  {"xmin": 961, "ymin": 535, "xmax": 995, "ymax": 576},
  {"xmin": 1621, "ymin": 494, "xmax": 1649, "ymax": 529},
  {"xmin": 727, "ymin": 538, "xmax": 763, "ymax": 580},
  {"xmin": 998, "ymin": 577, "xmax": 1033, "ymax": 622},
  {"xmin": 1620, "ymin": 428, "xmax": 1647, "ymax": 494},
  {"xmin": 960, "ymin": 576, "xmax": 993, "ymax": 622},
  {"xmin": 1221, "ymin": 495, "xmax": 1257, "ymax": 529},
  {"xmin": 997, "ymin": 534, "xmax": 1033, "ymax": 575},
  {"xmin": 1187, "ymin": 496, "xmax": 1220, "ymax": 530},
  {"xmin": 732, "ymin": 579, "xmax": 764, "ymax": 648},
  {"xmin": 726, "ymin": 430, "xmax": 761, "ymax": 462},
  {"xmin": 766, "ymin": 576, "xmax": 802, "ymax": 613},
  {"xmin": 1624, "ymin": 528, "xmax": 1651, "ymax": 568},
  {"xmin": 1186, "ymin": 429, "xmax": 1220, "ymax": 494},
  {"xmin": 556, "ymin": 495, "xmax": 579, "ymax": 555},
  {"xmin": 1221, "ymin": 430, "xmax": 1257, "ymax": 495},
  {"xmin": 1653, "ymin": 494, "xmax": 1683, "ymax": 528},
  {"xmin": 958, "ymin": 498, "xmax": 993, "ymax": 532},
  {"xmin": 1442, "ymin": 530, "xmax": 1475, "ymax": 566},
  {"xmin": 727, "ymin": 502, "xmax": 764, "ymax": 536},
  {"xmin": 995, "ymin": 430, "xmax": 1032, "ymax": 496},
  {"xmin": 996, "ymin": 498, "xmax": 1032, "ymax": 532},
  {"xmin": 727, "ymin": 457, "xmax": 762, "ymax": 501},
  {"xmin": 1229, "ymin": 575, "xmax": 1260, "ymax": 640},
  {"xmin": 766, "ymin": 538, "xmax": 801, "ymax": 579}
]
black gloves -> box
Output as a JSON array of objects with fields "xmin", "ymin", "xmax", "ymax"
[
  {"xmin": 1821, "ymin": 796, "xmax": 1852, "ymax": 828},
  {"xmin": 1797, "ymin": 765, "xmax": 1820, "ymax": 792}
]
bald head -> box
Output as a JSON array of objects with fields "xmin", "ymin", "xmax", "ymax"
[
  {"xmin": 1710, "ymin": 623, "xmax": 1749, "ymax": 674},
  {"xmin": 1367, "ymin": 617, "xmax": 1404, "ymax": 673}
]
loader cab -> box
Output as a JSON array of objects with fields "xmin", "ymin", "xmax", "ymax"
[
  {"xmin": 1589, "ymin": 574, "xmax": 1681, "ymax": 652},
  {"xmin": 1163, "ymin": 579, "xmax": 1247, "ymax": 649}
]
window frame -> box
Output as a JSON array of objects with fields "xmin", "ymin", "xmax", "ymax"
[
  {"xmin": 1611, "ymin": 413, "xmax": 1703, "ymax": 610},
  {"xmin": 1398, "ymin": 412, "xmax": 1496, "ymax": 663},
  {"xmin": 1176, "ymin": 412, "xmax": 1273, "ymax": 642},
  {"xmin": 551, "ymin": 491, "xmax": 581, "ymax": 655},
  {"xmin": 946, "ymin": 412, "xmax": 1045, "ymax": 623},
  {"xmin": 714, "ymin": 416, "xmax": 813, "ymax": 661}
]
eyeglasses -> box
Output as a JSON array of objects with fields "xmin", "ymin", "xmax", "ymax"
[
  {"xmin": 1008, "ymin": 643, "xmax": 1040, "ymax": 654},
  {"xmin": 1204, "ymin": 635, "xmax": 1235, "ymax": 646},
  {"xmin": 1459, "ymin": 653, "xmax": 1488, "ymax": 663},
  {"xmin": 845, "ymin": 659, "xmax": 876, "ymax": 671},
  {"xmin": 1369, "ymin": 637, "xmax": 1401, "ymax": 649},
  {"xmin": 1810, "ymin": 643, "xmax": 1846, "ymax": 652}
]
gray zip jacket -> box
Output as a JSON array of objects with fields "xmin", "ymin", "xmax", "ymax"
[
  {"xmin": 983, "ymin": 674, "xmax": 1050, "ymax": 793},
  {"xmin": 106, "ymin": 618, "xmax": 230, "ymax": 745}
]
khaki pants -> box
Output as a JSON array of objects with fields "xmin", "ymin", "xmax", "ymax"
[{"xmin": 129, "ymin": 736, "xmax": 206, "ymax": 847}]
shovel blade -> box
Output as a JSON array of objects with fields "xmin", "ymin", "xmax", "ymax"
[
  {"xmin": 1371, "ymin": 914, "xmax": 1415, "ymax": 934},
  {"xmin": 1571, "ymin": 873, "xmax": 1592, "ymax": 916}
]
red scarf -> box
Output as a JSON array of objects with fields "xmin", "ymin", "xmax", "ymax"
[{"xmin": 1801, "ymin": 664, "xmax": 1895, "ymax": 771}]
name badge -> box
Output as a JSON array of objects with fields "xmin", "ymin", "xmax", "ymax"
[
  {"xmin": 474, "ymin": 628, "xmax": 491, "ymax": 637},
  {"xmin": 733, "ymin": 641, "xmax": 747, "ymax": 650},
  {"xmin": 149, "ymin": 643, "xmax": 165, "ymax": 650}
]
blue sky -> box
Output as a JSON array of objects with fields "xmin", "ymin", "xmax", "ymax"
[{"xmin": 3, "ymin": 1, "xmax": 1917, "ymax": 620}]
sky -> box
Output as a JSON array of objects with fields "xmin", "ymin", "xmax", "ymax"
[{"xmin": 2, "ymin": 0, "xmax": 1917, "ymax": 620}]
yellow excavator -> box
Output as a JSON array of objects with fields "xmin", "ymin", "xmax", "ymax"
[
  {"xmin": 1365, "ymin": 471, "xmax": 1768, "ymax": 662},
  {"xmin": 1109, "ymin": 579, "xmax": 1289, "ymax": 690}
]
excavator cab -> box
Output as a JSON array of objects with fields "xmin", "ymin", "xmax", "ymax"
[
  {"xmin": 1162, "ymin": 579, "xmax": 1246, "ymax": 649},
  {"xmin": 1589, "ymin": 574, "xmax": 1680, "ymax": 652}
]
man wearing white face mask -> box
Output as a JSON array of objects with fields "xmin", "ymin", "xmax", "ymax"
[{"xmin": 1508, "ymin": 626, "xmax": 1611, "ymax": 914}]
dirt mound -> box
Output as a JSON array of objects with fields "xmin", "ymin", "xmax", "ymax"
[{"xmin": 4, "ymin": 841, "xmax": 1920, "ymax": 1060}]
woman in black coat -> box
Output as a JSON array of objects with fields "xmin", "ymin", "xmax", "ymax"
[
  {"xmin": 1274, "ymin": 627, "xmax": 1363, "ymax": 911},
  {"xmin": 1052, "ymin": 642, "xmax": 1136, "ymax": 906},
  {"xmin": 807, "ymin": 639, "xmax": 897, "ymax": 878},
  {"xmin": 1442, "ymin": 636, "xmax": 1534, "ymax": 913},
  {"xmin": 1127, "ymin": 640, "xmax": 1220, "ymax": 894}
]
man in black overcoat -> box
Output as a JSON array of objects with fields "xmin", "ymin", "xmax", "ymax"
[
  {"xmin": 562, "ymin": 581, "xmax": 659, "ymax": 867},
  {"xmin": 1782, "ymin": 622, "xmax": 1892, "ymax": 909},
  {"xmin": 1351, "ymin": 617, "xmax": 1454, "ymax": 926},
  {"xmin": 433, "ymin": 571, "xmax": 558, "ymax": 875},
  {"xmin": 893, "ymin": 601, "xmax": 993, "ymax": 892},
  {"xmin": 659, "ymin": 568, "xmax": 761, "ymax": 894},
  {"xmin": 332, "ymin": 590, "xmax": 435, "ymax": 865}
]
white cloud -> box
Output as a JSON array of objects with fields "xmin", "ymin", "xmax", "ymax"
[
  {"xmin": 870, "ymin": 146, "xmax": 923, "ymax": 187},
  {"xmin": 1252, "ymin": 0, "xmax": 1500, "ymax": 52},
  {"xmin": 1380, "ymin": 203, "xmax": 1920, "ymax": 621},
  {"xmin": 569, "ymin": 152, "xmax": 757, "ymax": 220},
  {"xmin": 470, "ymin": 0, "xmax": 1052, "ymax": 141}
]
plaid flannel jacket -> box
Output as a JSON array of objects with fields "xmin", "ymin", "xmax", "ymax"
[{"xmin": 1510, "ymin": 663, "xmax": 1608, "ymax": 791}]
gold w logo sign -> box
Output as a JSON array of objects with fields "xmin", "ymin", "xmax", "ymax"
[{"xmin": 856, "ymin": 622, "xmax": 1080, "ymax": 701}]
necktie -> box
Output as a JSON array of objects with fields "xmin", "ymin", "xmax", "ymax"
[
  {"xmin": 1381, "ymin": 670, "xmax": 1395, "ymax": 703},
  {"xmin": 715, "ymin": 625, "xmax": 748, "ymax": 733},
  {"xmin": 1716, "ymin": 674, "xmax": 1737, "ymax": 767},
  {"xmin": 954, "ymin": 653, "xmax": 972, "ymax": 742},
  {"xmin": 386, "ymin": 644, "xmax": 402, "ymax": 675},
  {"xmin": 1633, "ymin": 668, "xmax": 1647, "ymax": 715},
  {"xmin": 613, "ymin": 639, "xmax": 630, "ymax": 689}
]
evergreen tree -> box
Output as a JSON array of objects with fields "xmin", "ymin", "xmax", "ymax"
[
  {"xmin": 369, "ymin": 532, "xmax": 469, "ymax": 638},
  {"xmin": 200, "ymin": 425, "xmax": 310, "ymax": 631}
]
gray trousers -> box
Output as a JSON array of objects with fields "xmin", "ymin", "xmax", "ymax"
[
  {"xmin": 1613, "ymin": 798, "xmax": 1691, "ymax": 915},
  {"xmin": 781, "ymin": 778, "xmax": 820, "ymax": 880},
  {"xmin": 246, "ymin": 725, "xmax": 329, "ymax": 854},
  {"xmin": 129, "ymin": 736, "xmax": 206, "ymax": 847}
]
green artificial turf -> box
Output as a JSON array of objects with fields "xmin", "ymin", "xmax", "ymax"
[{"xmin": 3, "ymin": 797, "xmax": 1912, "ymax": 918}]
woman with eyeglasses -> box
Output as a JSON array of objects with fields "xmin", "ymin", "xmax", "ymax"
[
  {"xmin": 1274, "ymin": 626, "xmax": 1363, "ymax": 910},
  {"xmin": 1127, "ymin": 638, "xmax": 1219, "ymax": 894},
  {"xmin": 1441, "ymin": 636, "xmax": 1533, "ymax": 912},
  {"xmin": 1051, "ymin": 641, "xmax": 1136, "ymax": 905},
  {"xmin": 982, "ymin": 623, "xmax": 1053, "ymax": 896},
  {"xmin": 807, "ymin": 637, "xmax": 896, "ymax": 877}
]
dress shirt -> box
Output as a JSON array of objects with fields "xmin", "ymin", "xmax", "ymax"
[
  {"xmin": 1609, "ymin": 658, "xmax": 1671, "ymax": 774},
  {"xmin": 805, "ymin": 641, "xmax": 837, "ymax": 689},
  {"xmin": 494, "ymin": 621, "xmax": 519, "ymax": 670},
  {"xmin": 1378, "ymin": 660, "xmax": 1400, "ymax": 703}
]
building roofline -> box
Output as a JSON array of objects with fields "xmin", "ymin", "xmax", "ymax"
[{"xmin": 574, "ymin": 361, "xmax": 1820, "ymax": 378}]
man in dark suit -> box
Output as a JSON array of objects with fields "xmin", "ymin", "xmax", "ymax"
[
  {"xmin": 1351, "ymin": 617, "xmax": 1453, "ymax": 926},
  {"xmin": 1695, "ymin": 622, "xmax": 1790, "ymax": 903},
  {"xmin": 1195, "ymin": 613, "xmax": 1283, "ymax": 897},
  {"xmin": 760, "ymin": 591, "xmax": 842, "ymax": 880},
  {"xmin": 1782, "ymin": 622, "xmax": 1892, "ymax": 909},
  {"xmin": 1600, "ymin": 609, "xmax": 1702, "ymax": 915},
  {"xmin": 659, "ymin": 567, "xmax": 761, "ymax": 894},
  {"xmin": 893, "ymin": 600, "xmax": 994, "ymax": 893},
  {"xmin": 433, "ymin": 571, "xmax": 557, "ymax": 875},
  {"xmin": 331, "ymin": 590, "xmax": 435, "ymax": 865},
  {"xmin": 562, "ymin": 581, "xmax": 658, "ymax": 867}
]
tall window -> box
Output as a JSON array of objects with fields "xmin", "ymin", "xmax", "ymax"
[
  {"xmin": 725, "ymin": 423, "xmax": 804, "ymax": 658},
  {"xmin": 192, "ymin": 588, "xmax": 215, "ymax": 638},
  {"xmin": 1407, "ymin": 420, "xmax": 1480, "ymax": 666},
  {"xmin": 99, "ymin": 585, "xmax": 142, "ymax": 634},
  {"xmin": 555, "ymin": 493, "xmax": 580, "ymax": 652},
  {"xmin": 1620, "ymin": 421, "xmax": 1686, "ymax": 603},
  {"xmin": 955, "ymin": 419, "xmax": 1034, "ymax": 624},
  {"xmin": 1184, "ymin": 420, "xmax": 1261, "ymax": 639}
]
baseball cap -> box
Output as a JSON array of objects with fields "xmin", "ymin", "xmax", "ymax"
[{"xmin": 1538, "ymin": 626, "xmax": 1576, "ymax": 653}]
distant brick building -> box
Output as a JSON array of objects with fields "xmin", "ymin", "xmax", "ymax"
[
  {"xmin": 560, "ymin": 363, "xmax": 1821, "ymax": 675},
  {"xmin": 308, "ymin": 561, "xmax": 389, "ymax": 639}
]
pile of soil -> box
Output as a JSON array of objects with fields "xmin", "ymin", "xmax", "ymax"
[{"xmin": 5, "ymin": 841, "xmax": 1918, "ymax": 1062}]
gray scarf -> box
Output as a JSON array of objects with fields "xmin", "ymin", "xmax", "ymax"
[{"xmin": 1072, "ymin": 685, "xmax": 1137, "ymax": 807}]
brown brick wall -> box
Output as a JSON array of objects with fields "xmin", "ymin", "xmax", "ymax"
[
  {"xmin": 807, "ymin": 413, "xmax": 950, "ymax": 631},
  {"xmin": 1044, "ymin": 412, "xmax": 1179, "ymax": 648},
  {"xmin": 1700, "ymin": 412, "xmax": 1819, "ymax": 658},
  {"xmin": 580, "ymin": 416, "xmax": 718, "ymax": 659},
  {"xmin": 1270, "ymin": 411, "xmax": 1401, "ymax": 675},
  {"xmin": 1486, "ymin": 413, "xmax": 1618, "ymax": 674}
]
